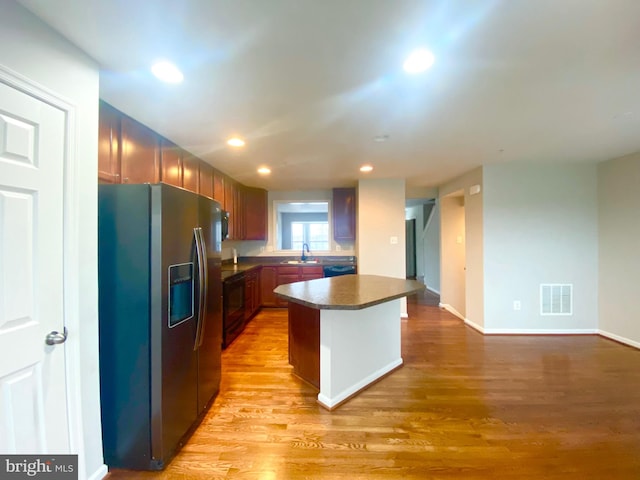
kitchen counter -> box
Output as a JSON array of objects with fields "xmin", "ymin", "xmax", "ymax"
[
  {"xmin": 274, "ymin": 274, "xmax": 424, "ymax": 410},
  {"xmin": 273, "ymin": 274, "xmax": 423, "ymax": 310},
  {"xmin": 221, "ymin": 256, "xmax": 356, "ymax": 281}
]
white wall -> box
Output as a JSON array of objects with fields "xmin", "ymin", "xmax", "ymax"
[
  {"xmin": 483, "ymin": 163, "xmax": 599, "ymax": 333},
  {"xmin": 0, "ymin": 3, "xmax": 104, "ymax": 479},
  {"xmin": 357, "ymin": 179, "xmax": 407, "ymax": 315},
  {"xmin": 439, "ymin": 168, "xmax": 484, "ymax": 329},
  {"xmin": 423, "ymin": 201, "xmax": 441, "ymax": 293},
  {"xmin": 598, "ymin": 152, "xmax": 640, "ymax": 346},
  {"xmin": 439, "ymin": 194, "xmax": 466, "ymax": 317}
]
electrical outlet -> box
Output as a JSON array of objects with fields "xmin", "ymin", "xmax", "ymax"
[
  {"xmin": 335, "ymin": 244, "xmax": 341, "ymax": 251},
  {"xmin": 513, "ymin": 300, "xmax": 521, "ymax": 311},
  {"xmin": 390, "ymin": 236, "xmax": 398, "ymax": 245}
]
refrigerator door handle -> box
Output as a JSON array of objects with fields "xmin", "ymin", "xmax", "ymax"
[
  {"xmin": 193, "ymin": 227, "xmax": 206, "ymax": 351},
  {"xmin": 196, "ymin": 227, "xmax": 208, "ymax": 348}
]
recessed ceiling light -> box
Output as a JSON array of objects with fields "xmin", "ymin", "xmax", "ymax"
[
  {"xmin": 151, "ymin": 61, "xmax": 184, "ymax": 83},
  {"xmin": 403, "ymin": 48, "xmax": 435, "ymax": 74},
  {"xmin": 227, "ymin": 137, "xmax": 246, "ymax": 147},
  {"xmin": 257, "ymin": 167, "xmax": 271, "ymax": 175},
  {"xmin": 360, "ymin": 165, "xmax": 373, "ymax": 173}
]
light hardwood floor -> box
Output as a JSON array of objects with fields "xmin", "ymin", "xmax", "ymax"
[{"xmin": 107, "ymin": 295, "xmax": 640, "ymax": 479}]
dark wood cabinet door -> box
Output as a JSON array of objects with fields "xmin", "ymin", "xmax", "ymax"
[
  {"xmin": 199, "ymin": 161, "xmax": 214, "ymax": 199},
  {"xmin": 333, "ymin": 187, "xmax": 356, "ymax": 241},
  {"xmin": 243, "ymin": 187, "xmax": 267, "ymax": 240},
  {"xmin": 98, "ymin": 101, "xmax": 121, "ymax": 184},
  {"xmin": 260, "ymin": 267, "xmax": 277, "ymax": 307},
  {"xmin": 300, "ymin": 266, "xmax": 323, "ymax": 281},
  {"xmin": 243, "ymin": 269, "xmax": 261, "ymax": 320},
  {"xmin": 288, "ymin": 302, "xmax": 320, "ymax": 389},
  {"xmin": 244, "ymin": 275, "xmax": 255, "ymax": 320},
  {"xmin": 275, "ymin": 273, "xmax": 300, "ymax": 307},
  {"xmin": 253, "ymin": 271, "xmax": 258, "ymax": 314},
  {"xmin": 121, "ymin": 116, "xmax": 160, "ymax": 184},
  {"xmin": 213, "ymin": 170, "xmax": 225, "ymax": 206},
  {"xmin": 235, "ymin": 183, "xmax": 244, "ymax": 240},
  {"xmin": 160, "ymin": 139, "xmax": 182, "ymax": 187},
  {"xmin": 182, "ymin": 154, "xmax": 200, "ymax": 193},
  {"xmin": 224, "ymin": 177, "xmax": 237, "ymax": 239}
]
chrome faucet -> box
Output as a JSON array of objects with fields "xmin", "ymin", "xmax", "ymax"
[{"xmin": 301, "ymin": 243, "xmax": 311, "ymax": 261}]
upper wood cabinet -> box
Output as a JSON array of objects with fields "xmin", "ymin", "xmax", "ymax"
[
  {"xmin": 199, "ymin": 162, "xmax": 214, "ymax": 199},
  {"xmin": 224, "ymin": 177, "xmax": 237, "ymax": 239},
  {"xmin": 97, "ymin": 102, "xmax": 271, "ymax": 239},
  {"xmin": 182, "ymin": 154, "xmax": 199, "ymax": 194},
  {"xmin": 332, "ymin": 188, "xmax": 356, "ymax": 242},
  {"xmin": 212, "ymin": 170, "xmax": 225, "ymax": 206},
  {"xmin": 120, "ymin": 116, "xmax": 160, "ymax": 184},
  {"xmin": 98, "ymin": 101, "xmax": 121, "ymax": 184},
  {"xmin": 235, "ymin": 182, "xmax": 244, "ymax": 240},
  {"xmin": 160, "ymin": 139, "xmax": 182, "ymax": 187},
  {"xmin": 243, "ymin": 186, "xmax": 267, "ymax": 240}
]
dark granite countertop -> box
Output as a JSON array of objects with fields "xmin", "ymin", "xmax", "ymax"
[
  {"xmin": 221, "ymin": 256, "xmax": 357, "ymax": 281},
  {"xmin": 273, "ymin": 274, "xmax": 424, "ymax": 310}
]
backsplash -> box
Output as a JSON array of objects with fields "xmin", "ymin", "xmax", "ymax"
[{"xmin": 222, "ymin": 240, "xmax": 355, "ymax": 260}]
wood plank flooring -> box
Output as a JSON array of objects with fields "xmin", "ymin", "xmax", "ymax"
[{"xmin": 107, "ymin": 297, "xmax": 640, "ymax": 479}]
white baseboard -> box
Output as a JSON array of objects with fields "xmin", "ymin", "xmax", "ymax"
[
  {"xmin": 464, "ymin": 318, "xmax": 484, "ymax": 333},
  {"xmin": 462, "ymin": 319, "xmax": 598, "ymax": 335},
  {"xmin": 87, "ymin": 464, "xmax": 109, "ymax": 480},
  {"xmin": 317, "ymin": 358, "xmax": 403, "ymax": 409},
  {"xmin": 480, "ymin": 328, "xmax": 599, "ymax": 335},
  {"xmin": 598, "ymin": 329, "xmax": 640, "ymax": 350},
  {"xmin": 426, "ymin": 286, "xmax": 440, "ymax": 295},
  {"xmin": 439, "ymin": 303, "xmax": 464, "ymax": 320}
]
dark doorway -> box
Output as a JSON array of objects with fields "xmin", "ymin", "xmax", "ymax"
[{"xmin": 405, "ymin": 219, "xmax": 416, "ymax": 279}]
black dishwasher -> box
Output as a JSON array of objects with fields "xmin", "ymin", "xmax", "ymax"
[{"xmin": 323, "ymin": 265, "xmax": 357, "ymax": 277}]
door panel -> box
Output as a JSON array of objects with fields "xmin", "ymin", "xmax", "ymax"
[{"xmin": 0, "ymin": 81, "xmax": 69, "ymax": 453}]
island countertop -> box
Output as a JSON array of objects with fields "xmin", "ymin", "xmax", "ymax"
[{"xmin": 274, "ymin": 274, "xmax": 425, "ymax": 310}]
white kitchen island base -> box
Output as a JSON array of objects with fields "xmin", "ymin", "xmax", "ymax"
[
  {"xmin": 274, "ymin": 275, "xmax": 424, "ymax": 410},
  {"xmin": 317, "ymin": 299, "xmax": 403, "ymax": 409}
]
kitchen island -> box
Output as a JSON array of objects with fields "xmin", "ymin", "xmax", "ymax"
[{"xmin": 274, "ymin": 274, "xmax": 424, "ymax": 410}]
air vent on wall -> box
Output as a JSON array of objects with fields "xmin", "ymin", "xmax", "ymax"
[{"xmin": 540, "ymin": 284, "xmax": 573, "ymax": 315}]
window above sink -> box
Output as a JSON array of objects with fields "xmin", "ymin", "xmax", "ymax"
[{"xmin": 274, "ymin": 201, "xmax": 330, "ymax": 252}]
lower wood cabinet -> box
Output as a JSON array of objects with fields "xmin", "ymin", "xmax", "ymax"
[
  {"xmin": 262, "ymin": 265, "xmax": 324, "ymax": 308},
  {"xmin": 260, "ymin": 266, "xmax": 278, "ymax": 307},
  {"xmin": 288, "ymin": 302, "xmax": 320, "ymax": 389},
  {"xmin": 244, "ymin": 268, "xmax": 261, "ymax": 321}
]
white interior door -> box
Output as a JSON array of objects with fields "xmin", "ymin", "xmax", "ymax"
[{"xmin": 0, "ymin": 81, "xmax": 70, "ymax": 453}]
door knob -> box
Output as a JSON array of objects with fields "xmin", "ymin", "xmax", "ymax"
[{"xmin": 45, "ymin": 327, "xmax": 68, "ymax": 345}]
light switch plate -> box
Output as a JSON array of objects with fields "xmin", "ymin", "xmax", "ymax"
[{"xmin": 390, "ymin": 236, "xmax": 398, "ymax": 244}]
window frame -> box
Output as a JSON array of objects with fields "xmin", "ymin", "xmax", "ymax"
[{"xmin": 273, "ymin": 200, "xmax": 332, "ymax": 252}]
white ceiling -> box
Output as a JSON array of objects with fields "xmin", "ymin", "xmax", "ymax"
[{"xmin": 19, "ymin": 0, "xmax": 640, "ymax": 191}]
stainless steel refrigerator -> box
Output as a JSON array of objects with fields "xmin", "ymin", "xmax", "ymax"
[{"xmin": 98, "ymin": 183, "xmax": 222, "ymax": 470}]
